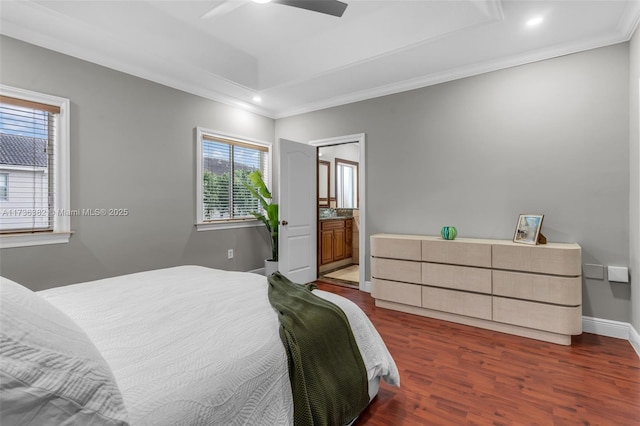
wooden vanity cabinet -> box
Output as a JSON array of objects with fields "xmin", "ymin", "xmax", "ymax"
[
  {"xmin": 319, "ymin": 218, "xmax": 353, "ymax": 266},
  {"xmin": 320, "ymin": 227, "xmax": 334, "ymax": 265},
  {"xmin": 345, "ymin": 219, "xmax": 353, "ymax": 258}
]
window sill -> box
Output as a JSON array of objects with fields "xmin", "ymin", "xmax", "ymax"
[
  {"xmin": 196, "ymin": 220, "xmax": 261, "ymax": 232},
  {"xmin": 0, "ymin": 231, "xmax": 73, "ymax": 249}
]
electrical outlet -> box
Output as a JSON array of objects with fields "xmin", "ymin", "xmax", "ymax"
[{"xmin": 227, "ymin": 249, "xmax": 234, "ymax": 259}]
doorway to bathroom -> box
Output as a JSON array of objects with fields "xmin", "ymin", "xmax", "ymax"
[{"xmin": 310, "ymin": 134, "xmax": 366, "ymax": 291}]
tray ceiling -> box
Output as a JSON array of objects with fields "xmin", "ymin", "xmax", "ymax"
[{"xmin": 1, "ymin": 0, "xmax": 639, "ymax": 118}]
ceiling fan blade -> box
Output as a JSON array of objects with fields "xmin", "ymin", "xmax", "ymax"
[
  {"xmin": 273, "ymin": 0, "xmax": 348, "ymax": 17},
  {"xmin": 201, "ymin": 1, "xmax": 247, "ymax": 19}
]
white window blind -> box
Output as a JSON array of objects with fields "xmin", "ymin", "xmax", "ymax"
[
  {"xmin": 0, "ymin": 95, "xmax": 59, "ymax": 233},
  {"xmin": 200, "ymin": 133, "xmax": 270, "ymax": 223}
]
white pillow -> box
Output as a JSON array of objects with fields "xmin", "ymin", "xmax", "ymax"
[{"xmin": 0, "ymin": 277, "xmax": 129, "ymax": 426}]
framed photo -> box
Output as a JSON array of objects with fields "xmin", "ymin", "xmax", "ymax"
[{"xmin": 513, "ymin": 214, "xmax": 545, "ymax": 245}]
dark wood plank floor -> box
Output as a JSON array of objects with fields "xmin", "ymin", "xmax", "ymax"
[{"xmin": 315, "ymin": 281, "xmax": 640, "ymax": 426}]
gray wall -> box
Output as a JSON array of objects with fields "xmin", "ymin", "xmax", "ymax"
[
  {"xmin": 630, "ymin": 28, "xmax": 640, "ymax": 334},
  {"xmin": 276, "ymin": 43, "xmax": 632, "ymax": 323},
  {"xmin": 1, "ymin": 35, "xmax": 635, "ymax": 325},
  {"xmin": 0, "ymin": 36, "xmax": 274, "ymax": 290}
]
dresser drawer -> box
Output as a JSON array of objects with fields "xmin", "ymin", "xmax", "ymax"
[
  {"xmin": 492, "ymin": 243, "xmax": 581, "ymax": 276},
  {"xmin": 421, "ymin": 239, "xmax": 491, "ymax": 267},
  {"xmin": 422, "ymin": 262, "xmax": 492, "ymax": 294},
  {"xmin": 371, "ymin": 257, "xmax": 421, "ymax": 284},
  {"xmin": 493, "ymin": 270, "xmax": 581, "ymax": 306},
  {"xmin": 321, "ymin": 219, "xmax": 345, "ymax": 230},
  {"xmin": 371, "ymin": 235, "xmax": 421, "ymax": 261},
  {"xmin": 371, "ymin": 278, "xmax": 421, "ymax": 307},
  {"xmin": 422, "ymin": 287, "xmax": 492, "ymax": 320},
  {"xmin": 492, "ymin": 297, "xmax": 582, "ymax": 335}
]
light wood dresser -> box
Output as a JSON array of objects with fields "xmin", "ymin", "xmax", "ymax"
[{"xmin": 370, "ymin": 234, "xmax": 582, "ymax": 345}]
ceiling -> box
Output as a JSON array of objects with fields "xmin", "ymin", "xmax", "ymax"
[{"xmin": 1, "ymin": 0, "xmax": 639, "ymax": 118}]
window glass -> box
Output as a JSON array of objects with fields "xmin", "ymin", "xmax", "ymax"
[
  {"xmin": 0, "ymin": 96, "xmax": 57, "ymax": 232},
  {"xmin": 197, "ymin": 129, "xmax": 270, "ymax": 228},
  {"xmin": 336, "ymin": 159, "xmax": 358, "ymax": 209}
]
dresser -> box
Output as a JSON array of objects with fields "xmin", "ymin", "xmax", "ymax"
[{"xmin": 370, "ymin": 234, "xmax": 582, "ymax": 345}]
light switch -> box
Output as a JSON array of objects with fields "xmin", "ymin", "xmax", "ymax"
[{"xmin": 608, "ymin": 266, "xmax": 629, "ymax": 283}]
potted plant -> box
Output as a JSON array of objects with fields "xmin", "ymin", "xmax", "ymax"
[{"xmin": 245, "ymin": 170, "xmax": 279, "ymax": 275}]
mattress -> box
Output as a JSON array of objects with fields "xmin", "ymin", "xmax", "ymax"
[{"xmin": 37, "ymin": 266, "xmax": 399, "ymax": 426}]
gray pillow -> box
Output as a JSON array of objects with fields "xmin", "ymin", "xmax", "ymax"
[{"xmin": 0, "ymin": 277, "xmax": 129, "ymax": 425}]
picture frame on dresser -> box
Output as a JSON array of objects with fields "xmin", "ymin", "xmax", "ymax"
[{"xmin": 513, "ymin": 214, "xmax": 546, "ymax": 245}]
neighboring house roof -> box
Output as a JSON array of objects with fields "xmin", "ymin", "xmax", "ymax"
[{"xmin": 0, "ymin": 133, "xmax": 48, "ymax": 167}]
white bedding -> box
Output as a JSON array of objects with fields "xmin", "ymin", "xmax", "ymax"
[{"xmin": 37, "ymin": 266, "xmax": 399, "ymax": 426}]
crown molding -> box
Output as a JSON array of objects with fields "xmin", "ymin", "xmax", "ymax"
[
  {"xmin": 274, "ymin": 31, "xmax": 633, "ymax": 119},
  {"xmin": 2, "ymin": 0, "xmax": 637, "ymax": 121},
  {"xmin": 619, "ymin": 0, "xmax": 640, "ymax": 39}
]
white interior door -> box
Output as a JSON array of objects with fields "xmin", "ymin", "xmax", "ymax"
[{"xmin": 278, "ymin": 139, "xmax": 316, "ymax": 284}]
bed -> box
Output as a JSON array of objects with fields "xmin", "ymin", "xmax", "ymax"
[{"xmin": 0, "ymin": 265, "xmax": 399, "ymax": 425}]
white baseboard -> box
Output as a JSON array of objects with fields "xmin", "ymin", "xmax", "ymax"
[
  {"xmin": 249, "ymin": 267, "xmax": 265, "ymax": 275},
  {"xmin": 582, "ymin": 316, "xmax": 640, "ymax": 358},
  {"xmin": 582, "ymin": 316, "xmax": 631, "ymax": 339},
  {"xmin": 362, "ymin": 280, "xmax": 372, "ymax": 293}
]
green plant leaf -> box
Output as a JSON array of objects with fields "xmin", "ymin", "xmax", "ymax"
[
  {"xmin": 267, "ymin": 204, "xmax": 279, "ymax": 231},
  {"xmin": 245, "ymin": 169, "xmax": 279, "ymax": 260},
  {"xmin": 250, "ymin": 212, "xmax": 271, "ymax": 231},
  {"xmin": 248, "ymin": 170, "xmax": 272, "ymax": 199},
  {"xmin": 246, "ymin": 184, "xmax": 269, "ymax": 212}
]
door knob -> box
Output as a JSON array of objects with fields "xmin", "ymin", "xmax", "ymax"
[{"xmin": 281, "ymin": 220, "xmax": 288, "ymax": 226}]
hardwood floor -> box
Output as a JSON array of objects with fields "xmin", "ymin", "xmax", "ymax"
[{"xmin": 315, "ymin": 281, "xmax": 640, "ymax": 426}]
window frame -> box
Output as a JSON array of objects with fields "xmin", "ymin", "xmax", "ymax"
[
  {"xmin": 195, "ymin": 127, "xmax": 272, "ymax": 232},
  {"xmin": 0, "ymin": 85, "xmax": 71, "ymax": 248}
]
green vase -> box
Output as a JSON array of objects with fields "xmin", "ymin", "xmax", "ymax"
[{"xmin": 441, "ymin": 226, "xmax": 457, "ymax": 240}]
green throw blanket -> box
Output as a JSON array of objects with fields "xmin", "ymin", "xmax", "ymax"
[{"xmin": 267, "ymin": 272, "xmax": 370, "ymax": 426}]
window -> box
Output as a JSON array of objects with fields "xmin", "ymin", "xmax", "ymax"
[
  {"xmin": 0, "ymin": 85, "xmax": 70, "ymax": 248},
  {"xmin": 196, "ymin": 128, "xmax": 271, "ymax": 230},
  {"xmin": 336, "ymin": 158, "xmax": 358, "ymax": 209},
  {"xmin": 0, "ymin": 173, "xmax": 7, "ymax": 200}
]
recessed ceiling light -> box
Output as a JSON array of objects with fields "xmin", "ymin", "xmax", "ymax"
[
  {"xmin": 252, "ymin": 95, "xmax": 262, "ymax": 103},
  {"xmin": 526, "ymin": 16, "xmax": 544, "ymax": 27},
  {"xmin": 252, "ymin": 0, "xmax": 271, "ymax": 4}
]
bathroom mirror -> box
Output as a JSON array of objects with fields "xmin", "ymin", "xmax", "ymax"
[{"xmin": 318, "ymin": 160, "xmax": 330, "ymax": 207}]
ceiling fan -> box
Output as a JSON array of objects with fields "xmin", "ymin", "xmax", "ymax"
[{"xmin": 202, "ymin": 0, "xmax": 348, "ymax": 19}]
